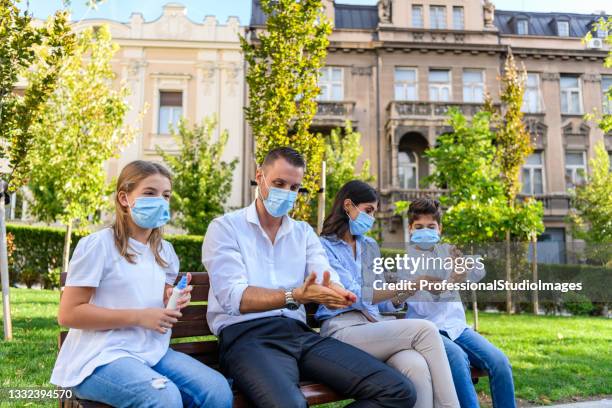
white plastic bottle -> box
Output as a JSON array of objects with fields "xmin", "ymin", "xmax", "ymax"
[{"xmin": 166, "ymin": 275, "xmax": 188, "ymax": 310}]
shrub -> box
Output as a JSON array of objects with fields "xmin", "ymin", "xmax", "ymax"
[
  {"xmin": 562, "ymin": 292, "xmax": 595, "ymax": 316},
  {"xmin": 6, "ymin": 224, "xmax": 205, "ymax": 286}
]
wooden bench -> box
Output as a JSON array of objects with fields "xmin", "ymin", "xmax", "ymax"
[{"xmin": 58, "ymin": 272, "xmax": 486, "ymax": 407}]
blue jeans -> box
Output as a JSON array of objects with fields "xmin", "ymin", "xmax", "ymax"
[
  {"xmin": 73, "ymin": 348, "xmax": 233, "ymax": 408},
  {"xmin": 441, "ymin": 328, "xmax": 516, "ymax": 408}
]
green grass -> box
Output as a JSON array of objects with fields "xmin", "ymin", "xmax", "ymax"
[{"xmin": 0, "ymin": 288, "xmax": 610, "ymax": 407}]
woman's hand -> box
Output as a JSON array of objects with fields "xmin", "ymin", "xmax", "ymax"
[{"xmin": 138, "ymin": 308, "xmax": 182, "ymax": 334}]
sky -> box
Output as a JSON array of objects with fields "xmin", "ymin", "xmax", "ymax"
[{"xmin": 20, "ymin": 0, "xmax": 612, "ymax": 25}]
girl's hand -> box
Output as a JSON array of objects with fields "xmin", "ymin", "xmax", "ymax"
[
  {"xmin": 138, "ymin": 308, "xmax": 182, "ymax": 334},
  {"xmin": 176, "ymin": 273, "xmax": 193, "ymax": 310}
]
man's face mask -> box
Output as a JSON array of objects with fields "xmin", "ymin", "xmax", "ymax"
[
  {"xmin": 129, "ymin": 196, "xmax": 171, "ymax": 229},
  {"xmin": 258, "ymin": 173, "xmax": 298, "ymax": 218}
]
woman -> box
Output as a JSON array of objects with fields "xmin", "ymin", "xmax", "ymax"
[
  {"xmin": 316, "ymin": 180, "xmax": 459, "ymax": 408},
  {"xmin": 50, "ymin": 160, "xmax": 233, "ymax": 408}
]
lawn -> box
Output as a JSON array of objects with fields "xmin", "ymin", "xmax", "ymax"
[{"xmin": 0, "ymin": 288, "xmax": 610, "ymax": 407}]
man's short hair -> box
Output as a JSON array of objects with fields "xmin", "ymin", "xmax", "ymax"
[{"xmin": 262, "ymin": 147, "xmax": 306, "ymax": 169}]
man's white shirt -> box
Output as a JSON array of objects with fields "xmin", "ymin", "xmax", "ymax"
[{"xmin": 203, "ymin": 201, "xmax": 341, "ymax": 335}]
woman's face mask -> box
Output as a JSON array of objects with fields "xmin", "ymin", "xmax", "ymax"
[
  {"xmin": 409, "ymin": 227, "xmax": 440, "ymax": 249},
  {"xmin": 258, "ymin": 173, "xmax": 298, "ymax": 218},
  {"xmin": 347, "ymin": 201, "xmax": 375, "ymax": 236},
  {"xmin": 129, "ymin": 196, "xmax": 171, "ymax": 229}
]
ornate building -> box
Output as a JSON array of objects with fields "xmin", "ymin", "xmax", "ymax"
[
  {"xmin": 250, "ymin": 0, "xmax": 611, "ymax": 261},
  {"xmin": 77, "ymin": 4, "xmax": 246, "ymax": 208}
]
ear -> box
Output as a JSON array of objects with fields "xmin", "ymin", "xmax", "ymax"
[
  {"xmin": 117, "ymin": 191, "xmax": 130, "ymax": 209},
  {"xmin": 343, "ymin": 198, "xmax": 353, "ymax": 213}
]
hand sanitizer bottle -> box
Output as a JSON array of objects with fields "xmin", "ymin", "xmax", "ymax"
[{"xmin": 166, "ymin": 275, "xmax": 188, "ymax": 310}]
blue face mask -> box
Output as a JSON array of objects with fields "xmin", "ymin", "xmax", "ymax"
[
  {"xmin": 259, "ymin": 174, "xmax": 298, "ymax": 218},
  {"xmin": 348, "ymin": 203, "xmax": 375, "ymax": 236},
  {"xmin": 410, "ymin": 228, "xmax": 440, "ymax": 249},
  {"xmin": 129, "ymin": 197, "xmax": 171, "ymax": 229}
]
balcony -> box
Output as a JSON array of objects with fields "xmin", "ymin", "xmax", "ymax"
[
  {"xmin": 380, "ymin": 188, "xmax": 447, "ymax": 208},
  {"xmin": 517, "ymin": 193, "xmax": 571, "ymax": 218},
  {"xmin": 387, "ymin": 101, "xmax": 494, "ymax": 121},
  {"xmin": 313, "ymin": 101, "xmax": 356, "ymax": 127}
]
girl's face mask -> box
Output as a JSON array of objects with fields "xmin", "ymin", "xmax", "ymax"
[
  {"xmin": 129, "ymin": 196, "xmax": 171, "ymax": 229},
  {"xmin": 409, "ymin": 227, "xmax": 440, "ymax": 249}
]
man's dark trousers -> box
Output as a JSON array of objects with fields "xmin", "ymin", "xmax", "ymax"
[{"xmin": 219, "ymin": 316, "xmax": 417, "ymax": 408}]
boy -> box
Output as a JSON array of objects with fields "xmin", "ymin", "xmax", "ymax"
[{"xmin": 403, "ymin": 197, "xmax": 515, "ymax": 408}]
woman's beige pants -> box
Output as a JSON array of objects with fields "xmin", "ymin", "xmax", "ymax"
[{"xmin": 327, "ymin": 316, "xmax": 460, "ymax": 408}]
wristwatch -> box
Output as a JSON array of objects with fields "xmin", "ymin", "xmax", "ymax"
[{"xmin": 284, "ymin": 289, "xmax": 300, "ymax": 311}]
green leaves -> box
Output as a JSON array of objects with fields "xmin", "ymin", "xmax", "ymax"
[
  {"xmin": 27, "ymin": 25, "xmax": 133, "ymax": 228},
  {"xmin": 157, "ymin": 117, "xmax": 238, "ymax": 236},
  {"xmin": 242, "ymin": 0, "xmax": 331, "ymax": 220}
]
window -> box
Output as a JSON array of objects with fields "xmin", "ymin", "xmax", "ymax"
[
  {"xmin": 394, "ymin": 68, "xmax": 418, "ymax": 101},
  {"xmin": 318, "ymin": 67, "xmax": 343, "ymax": 101},
  {"xmin": 557, "ymin": 21, "xmax": 570, "ymax": 37},
  {"xmin": 517, "ymin": 19, "xmax": 528, "ymax": 35},
  {"xmin": 412, "ymin": 5, "xmax": 423, "ymax": 28},
  {"xmin": 158, "ymin": 91, "xmax": 183, "ymax": 134},
  {"xmin": 602, "ymin": 75, "xmax": 612, "ymax": 114},
  {"xmin": 522, "ymin": 151, "xmax": 545, "ymax": 195},
  {"xmin": 522, "ymin": 73, "xmax": 541, "ymax": 113},
  {"xmin": 565, "ymin": 151, "xmax": 586, "ymax": 190},
  {"xmin": 430, "ymin": 6, "xmax": 446, "ymax": 29},
  {"xmin": 463, "ymin": 69, "xmax": 484, "ymax": 103},
  {"xmin": 452, "ymin": 7, "xmax": 464, "ymax": 30},
  {"xmin": 398, "ymin": 150, "xmax": 418, "ymax": 189},
  {"xmin": 560, "ymin": 75, "xmax": 582, "ymax": 114},
  {"xmin": 429, "ymin": 69, "xmax": 451, "ymax": 101}
]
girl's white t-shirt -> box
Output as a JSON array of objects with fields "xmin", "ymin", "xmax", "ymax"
[{"xmin": 50, "ymin": 228, "xmax": 179, "ymax": 388}]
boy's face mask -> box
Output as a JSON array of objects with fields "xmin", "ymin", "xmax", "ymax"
[
  {"xmin": 258, "ymin": 173, "xmax": 298, "ymax": 218},
  {"xmin": 409, "ymin": 227, "xmax": 440, "ymax": 250},
  {"xmin": 129, "ymin": 196, "xmax": 171, "ymax": 229}
]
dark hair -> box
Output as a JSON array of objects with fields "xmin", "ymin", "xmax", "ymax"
[
  {"xmin": 321, "ymin": 180, "xmax": 379, "ymax": 238},
  {"xmin": 262, "ymin": 146, "xmax": 306, "ymax": 169},
  {"xmin": 407, "ymin": 197, "xmax": 442, "ymax": 225}
]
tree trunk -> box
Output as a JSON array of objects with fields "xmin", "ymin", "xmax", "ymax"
[
  {"xmin": 531, "ymin": 233, "xmax": 539, "ymax": 315},
  {"xmin": 62, "ymin": 221, "xmax": 73, "ymax": 274},
  {"xmin": 0, "ymin": 198, "xmax": 13, "ymax": 340},
  {"xmin": 505, "ymin": 229, "xmax": 513, "ymax": 314}
]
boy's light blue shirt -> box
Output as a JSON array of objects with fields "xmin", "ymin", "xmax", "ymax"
[{"xmin": 315, "ymin": 235, "xmax": 397, "ymax": 322}]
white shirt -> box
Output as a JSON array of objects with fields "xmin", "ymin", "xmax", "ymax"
[
  {"xmin": 404, "ymin": 243, "xmax": 486, "ymax": 340},
  {"xmin": 50, "ymin": 228, "xmax": 179, "ymax": 387},
  {"xmin": 203, "ymin": 201, "xmax": 340, "ymax": 336}
]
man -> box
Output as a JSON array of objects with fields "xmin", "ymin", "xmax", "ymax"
[{"xmin": 203, "ymin": 147, "xmax": 416, "ymax": 408}]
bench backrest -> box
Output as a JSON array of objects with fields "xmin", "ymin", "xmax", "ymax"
[{"xmin": 58, "ymin": 272, "xmax": 321, "ymax": 367}]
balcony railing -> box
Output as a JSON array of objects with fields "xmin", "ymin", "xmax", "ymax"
[
  {"xmin": 387, "ymin": 101, "xmax": 495, "ymax": 120},
  {"xmin": 315, "ymin": 101, "xmax": 355, "ymax": 118},
  {"xmin": 380, "ymin": 188, "xmax": 447, "ymax": 207}
]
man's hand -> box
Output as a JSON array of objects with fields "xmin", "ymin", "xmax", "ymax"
[
  {"xmin": 293, "ymin": 272, "xmax": 352, "ymax": 309},
  {"xmin": 320, "ymin": 270, "xmax": 357, "ymax": 304}
]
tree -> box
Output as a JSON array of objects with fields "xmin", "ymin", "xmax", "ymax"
[
  {"xmin": 485, "ymin": 52, "xmax": 544, "ymax": 313},
  {"xmin": 321, "ymin": 121, "xmax": 374, "ymax": 214},
  {"xmin": 0, "ymin": 0, "xmax": 77, "ymax": 340},
  {"xmin": 242, "ymin": 0, "xmax": 332, "ymax": 220},
  {"xmin": 584, "ymin": 17, "xmax": 612, "ymax": 133},
  {"xmin": 157, "ymin": 117, "xmax": 238, "ymax": 236},
  {"xmin": 28, "ymin": 25, "xmax": 133, "ymax": 274},
  {"xmin": 569, "ymin": 142, "xmax": 612, "ymax": 266}
]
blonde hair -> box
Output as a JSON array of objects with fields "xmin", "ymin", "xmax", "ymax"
[{"xmin": 113, "ymin": 160, "xmax": 172, "ymax": 267}]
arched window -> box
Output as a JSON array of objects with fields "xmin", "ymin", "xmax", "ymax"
[{"xmin": 398, "ymin": 149, "xmax": 418, "ymax": 189}]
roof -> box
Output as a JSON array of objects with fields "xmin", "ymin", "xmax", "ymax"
[
  {"xmin": 334, "ymin": 4, "xmax": 378, "ymax": 30},
  {"xmin": 250, "ymin": 1, "xmax": 609, "ymax": 37},
  {"xmin": 494, "ymin": 9, "xmax": 608, "ymax": 37},
  {"xmin": 250, "ymin": 1, "xmax": 377, "ymax": 29}
]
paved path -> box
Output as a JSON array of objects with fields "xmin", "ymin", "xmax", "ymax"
[{"xmin": 543, "ymin": 400, "xmax": 612, "ymax": 408}]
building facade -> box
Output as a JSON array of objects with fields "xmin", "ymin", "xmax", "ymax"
[
  {"xmin": 78, "ymin": 3, "xmax": 247, "ymax": 209},
  {"xmin": 250, "ymin": 0, "xmax": 611, "ymax": 260}
]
